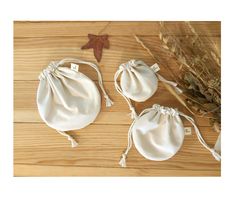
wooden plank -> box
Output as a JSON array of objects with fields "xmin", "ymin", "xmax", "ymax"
[
  {"xmin": 14, "ymin": 36, "xmax": 220, "ymax": 81},
  {"xmin": 14, "ymin": 123, "xmax": 220, "ymax": 174},
  {"xmin": 14, "ymin": 21, "xmax": 221, "ymax": 37},
  {"xmin": 14, "ymin": 164, "xmax": 220, "ymax": 176},
  {"xmin": 14, "ymin": 81, "xmax": 212, "ymax": 126}
]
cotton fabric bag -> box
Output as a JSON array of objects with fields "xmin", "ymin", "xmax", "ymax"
[
  {"xmin": 114, "ymin": 59, "xmax": 181, "ymax": 119},
  {"xmin": 119, "ymin": 104, "xmax": 221, "ymax": 167},
  {"xmin": 37, "ymin": 58, "xmax": 113, "ymax": 147}
]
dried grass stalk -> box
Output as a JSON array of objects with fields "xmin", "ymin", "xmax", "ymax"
[
  {"xmin": 158, "ymin": 22, "xmax": 221, "ymax": 127},
  {"xmin": 134, "ymin": 34, "xmax": 195, "ymax": 115},
  {"xmin": 134, "ymin": 22, "xmax": 221, "ymax": 130}
]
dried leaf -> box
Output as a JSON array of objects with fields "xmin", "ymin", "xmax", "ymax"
[
  {"xmin": 203, "ymin": 103, "xmax": 218, "ymax": 111},
  {"xmin": 81, "ymin": 34, "xmax": 109, "ymax": 62}
]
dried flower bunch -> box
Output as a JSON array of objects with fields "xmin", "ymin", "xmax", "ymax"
[{"xmin": 135, "ymin": 22, "xmax": 221, "ymax": 132}]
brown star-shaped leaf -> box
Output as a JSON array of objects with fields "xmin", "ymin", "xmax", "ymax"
[{"xmin": 81, "ymin": 34, "xmax": 109, "ymax": 62}]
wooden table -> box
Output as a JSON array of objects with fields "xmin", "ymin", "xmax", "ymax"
[{"xmin": 14, "ymin": 21, "xmax": 221, "ymax": 176}]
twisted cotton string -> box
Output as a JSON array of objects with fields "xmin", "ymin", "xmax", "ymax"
[
  {"xmin": 119, "ymin": 120, "xmax": 135, "ymax": 167},
  {"xmin": 59, "ymin": 58, "xmax": 113, "ymax": 107},
  {"xmin": 214, "ymin": 133, "xmax": 221, "ymax": 154},
  {"xmin": 114, "ymin": 68, "xmax": 137, "ymax": 119},
  {"xmin": 157, "ymin": 74, "xmax": 182, "ymax": 94},
  {"xmin": 57, "ymin": 130, "xmax": 78, "ymax": 148},
  {"xmin": 148, "ymin": 62, "xmax": 182, "ymax": 94},
  {"xmin": 119, "ymin": 107, "xmax": 152, "ymax": 167},
  {"xmin": 179, "ymin": 112, "xmax": 221, "ymax": 161}
]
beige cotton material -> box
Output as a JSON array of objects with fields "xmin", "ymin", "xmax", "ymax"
[
  {"xmin": 114, "ymin": 59, "xmax": 182, "ymax": 119},
  {"xmin": 37, "ymin": 58, "xmax": 113, "ymax": 147},
  {"xmin": 119, "ymin": 104, "xmax": 221, "ymax": 167}
]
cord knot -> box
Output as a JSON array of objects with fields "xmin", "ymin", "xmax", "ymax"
[
  {"xmin": 119, "ymin": 59, "xmax": 137, "ymax": 71},
  {"xmin": 39, "ymin": 61, "xmax": 60, "ymax": 80},
  {"xmin": 152, "ymin": 104, "xmax": 178, "ymax": 116}
]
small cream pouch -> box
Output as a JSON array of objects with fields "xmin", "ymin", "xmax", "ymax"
[
  {"xmin": 114, "ymin": 59, "xmax": 181, "ymax": 119},
  {"xmin": 119, "ymin": 104, "xmax": 221, "ymax": 167},
  {"xmin": 37, "ymin": 58, "xmax": 113, "ymax": 147}
]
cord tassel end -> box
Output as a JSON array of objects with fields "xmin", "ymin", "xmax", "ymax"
[
  {"xmin": 57, "ymin": 130, "xmax": 78, "ymax": 148},
  {"xmin": 104, "ymin": 95, "xmax": 114, "ymax": 107},
  {"xmin": 211, "ymin": 149, "xmax": 221, "ymax": 161},
  {"xmin": 119, "ymin": 154, "xmax": 127, "ymax": 167},
  {"xmin": 70, "ymin": 139, "xmax": 79, "ymax": 148}
]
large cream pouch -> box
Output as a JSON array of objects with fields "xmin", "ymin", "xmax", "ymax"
[{"xmin": 37, "ymin": 58, "xmax": 113, "ymax": 147}]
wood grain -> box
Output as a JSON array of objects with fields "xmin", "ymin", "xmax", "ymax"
[
  {"xmin": 14, "ymin": 123, "xmax": 220, "ymax": 175},
  {"xmin": 14, "ymin": 165, "xmax": 220, "ymax": 177},
  {"xmin": 14, "ymin": 21, "xmax": 221, "ymax": 176},
  {"xmin": 14, "ymin": 21, "xmax": 221, "ymax": 37},
  {"xmin": 14, "ymin": 36, "xmax": 220, "ymax": 81}
]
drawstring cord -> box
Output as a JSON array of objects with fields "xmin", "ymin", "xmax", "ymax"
[
  {"xmin": 157, "ymin": 74, "xmax": 182, "ymax": 94},
  {"xmin": 114, "ymin": 67, "xmax": 137, "ymax": 119},
  {"xmin": 214, "ymin": 133, "xmax": 221, "ymax": 154},
  {"xmin": 57, "ymin": 130, "xmax": 78, "ymax": 148},
  {"xmin": 119, "ymin": 107, "xmax": 152, "ymax": 167},
  {"xmin": 179, "ymin": 112, "xmax": 221, "ymax": 161},
  {"xmin": 119, "ymin": 120, "xmax": 135, "ymax": 167},
  {"xmin": 150, "ymin": 62, "xmax": 182, "ymax": 94}
]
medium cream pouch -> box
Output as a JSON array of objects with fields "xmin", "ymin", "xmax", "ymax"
[
  {"xmin": 119, "ymin": 104, "xmax": 221, "ymax": 167},
  {"xmin": 114, "ymin": 59, "xmax": 181, "ymax": 118},
  {"xmin": 37, "ymin": 58, "xmax": 113, "ymax": 147}
]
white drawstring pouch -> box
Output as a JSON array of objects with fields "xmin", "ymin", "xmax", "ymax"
[
  {"xmin": 114, "ymin": 59, "xmax": 182, "ymax": 119},
  {"xmin": 119, "ymin": 104, "xmax": 221, "ymax": 167},
  {"xmin": 37, "ymin": 58, "xmax": 113, "ymax": 147}
]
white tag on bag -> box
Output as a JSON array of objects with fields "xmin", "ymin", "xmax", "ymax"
[
  {"xmin": 70, "ymin": 63, "xmax": 79, "ymax": 72},
  {"xmin": 150, "ymin": 63, "xmax": 160, "ymax": 73},
  {"xmin": 184, "ymin": 127, "xmax": 192, "ymax": 135}
]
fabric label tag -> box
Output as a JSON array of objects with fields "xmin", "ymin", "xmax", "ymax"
[
  {"xmin": 150, "ymin": 63, "xmax": 160, "ymax": 73},
  {"xmin": 71, "ymin": 63, "xmax": 79, "ymax": 72},
  {"xmin": 184, "ymin": 127, "xmax": 192, "ymax": 135}
]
